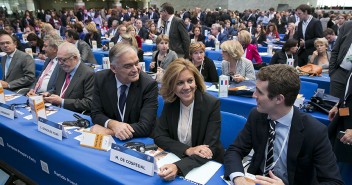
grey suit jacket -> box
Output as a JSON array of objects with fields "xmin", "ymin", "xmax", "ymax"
[
  {"xmin": 329, "ymin": 21, "xmax": 352, "ymax": 75},
  {"xmin": 77, "ymin": 40, "xmax": 97, "ymax": 64},
  {"xmin": 168, "ymin": 16, "xmax": 191, "ymax": 58},
  {"xmin": 106, "ymin": 28, "xmax": 119, "ymax": 38},
  {"xmin": 91, "ymin": 70, "xmax": 158, "ymax": 137},
  {"xmin": 150, "ymin": 49, "xmax": 178, "ymax": 73},
  {"xmin": 31, "ymin": 58, "xmax": 60, "ymax": 93},
  {"xmin": 1, "ymin": 50, "xmax": 35, "ymax": 91},
  {"xmin": 52, "ymin": 62, "xmax": 95, "ymax": 113}
]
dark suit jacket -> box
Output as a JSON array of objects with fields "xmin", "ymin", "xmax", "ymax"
[
  {"xmin": 106, "ymin": 28, "xmax": 119, "ymax": 38},
  {"xmin": 52, "ymin": 62, "xmax": 94, "ymax": 113},
  {"xmin": 189, "ymin": 34, "xmax": 205, "ymax": 44},
  {"xmin": 153, "ymin": 90, "xmax": 224, "ymax": 175},
  {"xmin": 224, "ymin": 107, "xmax": 343, "ymax": 185},
  {"xmin": 168, "ymin": 16, "xmax": 191, "ymax": 58},
  {"xmin": 197, "ymin": 56, "xmax": 219, "ymax": 83},
  {"xmin": 205, "ymin": 33, "xmax": 228, "ymax": 47},
  {"xmin": 84, "ymin": 32, "xmax": 102, "ymax": 48},
  {"xmin": 294, "ymin": 17, "xmax": 323, "ymax": 56},
  {"xmin": 32, "ymin": 58, "xmax": 60, "ymax": 93},
  {"xmin": 269, "ymin": 50, "xmax": 298, "ymax": 67},
  {"xmin": 148, "ymin": 12, "xmax": 159, "ymax": 24},
  {"xmin": 77, "ymin": 40, "xmax": 97, "ymax": 64},
  {"xmin": 91, "ymin": 70, "xmax": 158, "ymax": 137},
  {"xmin": 1, "ymin": 50, "xmax": 35, "ymax": 91},
  {"xmin": 329, "ymin": 71, "xmax": 352, "ymax": 163},
  {"xmin": 329, "ymin": 21, "xmax": 352, "ymax": 76},
  {"xmin": 137, "ymin": 27, "xmax": 149, "ymax": 40}
]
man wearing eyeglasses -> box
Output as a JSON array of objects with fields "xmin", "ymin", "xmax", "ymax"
[
  {"xmin": 42, "ymin": 42, "xmax": 94, "ymax": 113},
  {"xmin": 0, "ymin": 33, "xmax": 35, "ymax": 92},
  {"xmin": 90, "ymin": 43, "xmax": 158, "ymax": 141}
]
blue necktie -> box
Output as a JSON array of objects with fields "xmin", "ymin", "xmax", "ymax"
[
  {"xmin": 119, "ymin": 85, "xmax": 127, "ymax": 114},
  {"xmin": 5, "ymin": 55, "xmax": 12, "ymax": 78}
]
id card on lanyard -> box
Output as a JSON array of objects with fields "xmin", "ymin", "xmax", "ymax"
[{"xmin": 285, "ymin": 52, "xmax": 294, "ymax": 66}]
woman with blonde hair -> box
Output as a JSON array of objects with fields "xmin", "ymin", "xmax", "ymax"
[
  {"xmin": 84, "ymin": 22, "xmax": 102, "ymax": 48},
  {"xmin": 309, "ymin": 38, "xmax": 330, "ymax": 72},
  {"xmin": 238, "ymin": 30, "xmax": 262, "ymax": 64},
  {"xmin": 153, "ymin": 58, "xmax": 224, "ymax": 181},
  {"xmin": 120, "ymin": 33, "xmax": 144, "ymax": 62},
  {"xmin": 283, "ymin": 22, "xmax": 296, "ymax": 41},
  {"xmin": 221, "ymin": 40, "xmax": 256, "ymax": 82},
  {"xmin": 126, "ymin": 25, "xmax": 142, "ymax": 48}
]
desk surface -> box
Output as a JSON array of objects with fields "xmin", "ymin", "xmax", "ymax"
[{"xmin": 0, "ymin": 91, "xmax": 226, "ymax": 185}]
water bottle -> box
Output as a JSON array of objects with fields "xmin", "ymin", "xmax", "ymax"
[{"xmin": 215, "ymin": 39, "xmax": 220, "ymax": 51}]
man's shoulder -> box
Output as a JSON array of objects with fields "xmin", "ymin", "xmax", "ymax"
[{"xmin": 138, "ymin": 72, "xmax": 157, "ymax": 87}]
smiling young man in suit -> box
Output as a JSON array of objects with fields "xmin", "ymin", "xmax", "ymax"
[
  {"xmin": 43, "ymin": 42, "xmax": 94, "ymax": 113},
  {"xmin": 90, "ymin": 43, "xmax": 158, "ymax": 140},
  {"xmin": 224, "ymin": 64, "xmax": 343, "ymax": 185}
]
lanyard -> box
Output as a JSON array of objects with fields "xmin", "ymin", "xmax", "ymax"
[
  {"xmin": 178, "ymin": 102, "xmax": 194, "ymax": 144},
  {"xmin": 264, "ymin": 125, "xmax": 291, "ymax": 172},
  {"xmin": 284, "ymin": 52, "xmax": 293, "ymax": 60}
]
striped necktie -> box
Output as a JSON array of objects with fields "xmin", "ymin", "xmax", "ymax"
[{"xmin": 264, "ymin": 120, "xmax": 277, "ymax": 176}]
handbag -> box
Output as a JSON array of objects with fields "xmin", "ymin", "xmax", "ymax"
[{"xmin": 297, "ymin": 64, "xmax": 322, "ymax": 76}]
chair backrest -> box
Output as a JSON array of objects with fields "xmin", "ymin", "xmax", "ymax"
[
  {"xmin": 220, "ymin": 111, "xmax": 247, "ymax": 149},
  {"xmin": 300, "ymin": 81, "xmax": 318, "ymax": 100},
  {"xmin": 157, "ymin": 95, "xmax": 164, "ymax": 117},
  {"xmin": 93, "ymin": 53, "xmax": 105, "ymax": 65}
]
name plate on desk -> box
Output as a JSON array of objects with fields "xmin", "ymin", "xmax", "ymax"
[
  {"xmin": 38, "ymin": 117, "xmax": 67, "ymax": 141},
  {"xmin": 110, "ymin": 143, "xmax": 154, "ymax": 176},
  {"xmin": 0, "ymin": 103, "xmax": 14, "ymax": 120}
]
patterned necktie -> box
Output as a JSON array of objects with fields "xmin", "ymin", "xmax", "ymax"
[
  {"xmin": 164, "ymin": 21, "xmax": 169, "ymax": 34},
  {"xmin": 60, "ymin": 73, "xmax": 71, "ymax": 98},
  {"xmin": 264, "ymin": 120, "xmax": 277, "ymax": 176},
  {"xmin": 119, "ymin": 85, "xmax": 128, "ymax": 114}
]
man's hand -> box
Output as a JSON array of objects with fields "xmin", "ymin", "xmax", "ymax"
[
  {"xmin": 185, "ymin": 145, "xmax": 212, "ymax": 159},
  {"xmin": 0, "ymin": 80, "xmax": 9, "ymax": 89},
  {"xmin": 254, "ymin": 171, "xmax": 284, "ymax": 185},
  {"xmin": 27, "ymin": 89, "xmax": 36, "ymax": 96},
  {"xmin": 299, "ymin": 39, "xmax": 305, "ymax": 47},
  {"xmin": 90, "ymin": 124, "xmax": 114, "ymax": 135},
  {"xmin": 108, "ymin": 120, "xmax": 135, "ymax": 140},
  {"xmin": 158, "ymin": 164, "xmax": 178, "ymax": 181},
  {"xmin": 328, "ymin": 106, "xmax": 338, "ymax": 121},
  {"xmin": 44, "ymin": 94, "xmax": 63, "ymax": 105},
  {"xmin": 341, "ymin": 129, "xmax": 352, "ymax": 145},
  {"xmin": 233, "ymin": 176, "xmax": 255, "ymax": 185}
]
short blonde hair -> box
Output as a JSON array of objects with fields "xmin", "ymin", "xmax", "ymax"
[
  {"xmin": 156, "ymin": 34, "xmax": 169, "ymax": 45},
  {"xmin": 314, "ymin": 37, "xmax": 328, "ymax": 48},
  {"xmin": 126, "ymin": 25, "xmax": 136, "ymax": 33},
  {"xmin": 121, "ymin": 33, "xmax": 138, "ymax": 49},
  {"xmin": 160, "ymin": 58, "xmax": 206, "ymax": 103},
  {"xmin": 189, "ymin": 42, "xmax": 205, "ymax": 56},
  {"xmin": 85, "ymin": 22, "xmax": 98, "ymax": 33},
  {"xmin": 238, "ymin": 30, "xmax": 251, "ymax": 45},
  {"xmin": 221, "ymin": 40, "xmax": 244, "ymax": 60}
]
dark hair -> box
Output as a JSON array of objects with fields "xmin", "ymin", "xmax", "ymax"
[
  {"xmin": 26, "ymin": 33, "xmax": 39, "ymax": 42},
  {"xmin": 296, "ymin": 4, "xmax": 311, "ymax": 14},
  {"xmin": 282, "ymin": 38, "xmax": 298, "ymax": 52},
  {"xmin": 65, "ymin": 29, "xmax": 79, "ymax": 40},
  {"xmin": 73, "ymin": 23, "xmax": 83, "ymax": 33},
  {"xmin": 0, "ymin": 33, "xmax": 18, "ymax": 45},
  {"xmin": 256, "ymin": 64, "xmax": 300, "ymax": 106},
  {"xmin": 160, "ymin": 3, "xmax": 174, "ymax": 15},
  {"xmin": 323, "ymin": 28, "xmax": 335, "ymax": 37}
]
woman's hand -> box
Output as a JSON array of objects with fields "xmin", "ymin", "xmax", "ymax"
[
  {"xmin": 185, "ymin": 145, "xmax": 213, "ymax": 159},
  {"xmin": 233, "ymin": 74, "xmax": 245, "ymax": 83},
  {"xmin": 158, "ymin": 164, "xmax": 178, "ymax": 181},
  {"xmin": 150, "ymin": 61, "xmax": 156, "ymax": 69}
]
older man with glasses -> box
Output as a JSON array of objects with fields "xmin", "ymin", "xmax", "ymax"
[{"xmin": 42, "ymin": 42, "xmax": 94, "ymax": 114}]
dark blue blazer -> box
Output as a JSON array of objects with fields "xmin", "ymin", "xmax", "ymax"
[{"xmin": 205, "ymin": 33, "xmax": 228, "ymax": 47}]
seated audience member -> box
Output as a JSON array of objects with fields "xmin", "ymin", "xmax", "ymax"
[
  {"xmin": 3, "ymin": 24, "xmax": 25, "ymax": 52},
  {"xmin": 135, "ymin": 19, "xmax": 149, "ymax": 41},
  {"xmin": 126, "ymin": 25, "xmax": 142, "ymax": 48},
  {"xmin": 189, "ymin": 42, "xmax": 218, "ymax": 83},
  {"xmin": 65, "ymin": 30, "xmax": 97, "ymax": 64},
  {"xmin": 43, "ymin": 42, "xmax": 94, "ymax": 113},
  {"xmin": 84, "ymin": 22, "xmax": 102, "ymax": 48},
  {"xmin": 190, "ymin": 25, "xmax": 205, "ymax": 44},
  {"xmin": 270, "ymin": 38, "xmax": 299, "ymax": 67},
  {"xmin": 283, "ymin": 22, "xmax": 296, "ymax": 41},
  {"xmin": 148, "ymin": 22, "xmax": 160, "ymax": 42},
  {"xmin": 111, "ymin": 25, "xmax": 127, "ymax": 44},
  {"xmin": 0, "ymin": 33, "xmax": 35, "ymax": 92},
  {"xmin": 153, "ymin": 58, "xmax": 224, "ymax": 180},
  {"xmin": 149, "ymin": 34, "xmax": 178, "ymax": 74},
  {"xmin": 224, "ymin": 64, "xmax": 343, "ymax": 185},
  {"xmin": 223, "ymin": 19, "xmax": 237, "ymax": 38},
  {"xmin": 205, "ymin": 23, "xmax": 228, "ymax": 47},
  {"xmin": 73, "ymin": 22, "xmax": 85, "ymax": 40},
  {"xmin": 26, "ymin": 33, "xmax": 45, "ymax": 59},
  {"xmin": 27, "ymin": 34, "xmax": 63, "ymax": 95},
  {"xmin": 323, "ymin": 28, "xmax": 337, "ymax": 52},
  {"xmin": 221, "ymin": 40, "xmax": 256, "ymax": 82},
  {"xmin": 120, "ymin": 33, "xmax": 144, "ymax": 62},
  {"xmin": 309, "ymin": 37, "xmax": 330, "ymax": 72},
  {"xmin": 254, "ymin": 24, "xmax": 267, "ymax": 46},
  {"xmin": 266, "ymin": 22, "xmax": 280, "ymax": 41},
  {"xmin": 105, "ymin": 20, "xmax": 119, "ymax": 38},
  {"xmin": 238, "ymin": 30, "xmax": 262, "ymax": 64},
  {"xmin": 90, "ymin": 43, "xmax": 158, "ymax": 140}
]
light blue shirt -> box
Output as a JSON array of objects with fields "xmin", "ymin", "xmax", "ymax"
[
  {"xmin": 61, "ymin": 62, "xmax": 81, "ymax": 107},
  {"xmin": 268, "ymin": 107, "xmax": 293, "ymax": 185}
]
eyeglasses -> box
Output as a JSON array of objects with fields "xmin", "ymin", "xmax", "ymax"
[{"xmin": 57, "ymin": 55, "xmax": 74, "ymax": 63}]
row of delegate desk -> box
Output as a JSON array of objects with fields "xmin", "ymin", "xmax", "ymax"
[{"xmin": 0, "ymin": 90, "xmax": 227, "ymax": 184}]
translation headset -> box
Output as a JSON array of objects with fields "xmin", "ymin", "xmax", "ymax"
[{"xmin": 62, "ymin": 114, "xmax": 90, "ymax": 128}]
